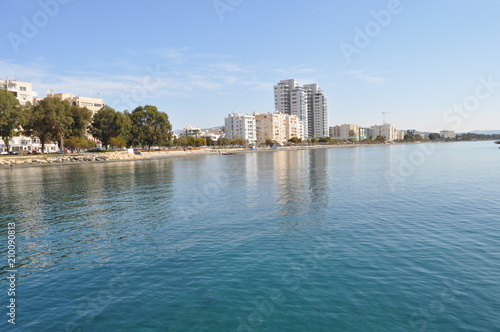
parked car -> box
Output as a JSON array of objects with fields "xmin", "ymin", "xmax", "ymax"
[
  {"xmin": 9, "ymin": 151, "xmax": 19, "ymax": 155},
  {"xmin": 0, "ymin": 151, "xmax": 8, "ymax": 155}
]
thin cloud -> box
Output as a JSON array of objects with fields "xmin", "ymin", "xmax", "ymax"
[{"xmin": 347, "ymin": 70, "xmax": 388, "ymax": 85}]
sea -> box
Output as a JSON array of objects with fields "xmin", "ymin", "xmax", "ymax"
[{"xmin": 0, "ymin": 141, "xmax": 499, "ymax": 332}]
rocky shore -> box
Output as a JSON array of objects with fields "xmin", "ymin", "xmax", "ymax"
[{"xmin": 0, "ymin": 151, "xmax": 147, "ymax": 167}]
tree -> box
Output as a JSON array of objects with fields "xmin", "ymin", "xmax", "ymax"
[
  {"xmin": 404, "ymin": 134, "xmax": 414, "ymax": 142},
  {"xmin": 311, "ymin": 137, "xmax": 318, "ymax": 144},
  {"xmin": 374, "ymin": 135, "xmax": 386, "ymax": 143},
  {"xmin": 348, "ymin": 130, "xmax": 358, "ymax": 140},
  {"xmin": 110, "ymin": 137, "xmax": 127, "ymax": 148},
  {"xmin": 232, "ymin": 136, "xmax": 246, "ymax": 146},
  {"xmin": 68, "ymin": 105, "xmax": 92, "ymax": 138},
  {"xmin": 129, "ymin": 105, "xmax": 172, "ymax": 148},
  {"xmin": 217, "ymin": 137, "xmax": 230, "ymax": 146},
  {"xmin": 428, "ymin": 133, "xmax": 441, "ymax": 140},
  {"xmin": 91, "ymin": 106, "xmax": 132, "ymax": 149},
  {"xmin": 195, "ymin": 137, "xmax": 206, "ymax": 147},
  {"xmin": 206, "ymin": 137, "xmax": 214, "ymax": 146},
  {"xmin": 0, "ymin": 89, "xmax": 22, "ymax": 152},
  {"xmin": 65, "ymin": 136, "xmax": 96, "ymax": 152},
  {"xmin": 288, "ymin": 137, "xmax": 301, "ymax": 144},
  {"xmin": 24, "ymin": 97, "xmax": 73, "ymax": 154},
  {"xmin": 177, "ymin": 136, "xmax": 188, "ymax": 146},
  {"xmin": 187, "ymin": 136, "xmax": 196, "ymax": 147}
]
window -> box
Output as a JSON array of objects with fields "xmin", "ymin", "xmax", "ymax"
[{"xmin": 20, "ymin": 86, "xmax": 27, "ymax": 91}]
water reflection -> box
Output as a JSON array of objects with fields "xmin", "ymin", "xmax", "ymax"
[{"xmin": 0, "ymin": 160, "xmax": 175, "ymax": 277}]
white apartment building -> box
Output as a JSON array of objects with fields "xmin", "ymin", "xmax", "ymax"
[
  {"xmin": 225, "ymin": 112, "xmax": 257, "ymax": 144},
  {"xmin": 303, "ymin": 83, "xmax": 329, "ymax": 139},
  {"xmin": 370, "ymin": 124, "xmax": 404, "ymax": 141},
  {"xmin": 180, "ymin": 125, "xmax": 202, "ymax": 137},
  {"xmin": 1, "ymin": 78, "xmax": 33, "ymax": 105},
  {"xmin": 274, "ymin": 79, "xmax": 329, "ymax": 139}
]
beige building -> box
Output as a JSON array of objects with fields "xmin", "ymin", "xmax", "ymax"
[
  {"xmin": 330, "ymin": 124, "xmax": 360, "ymax": 140},
  {"xmin": 440, "ymin": 130, "xmax": 456, "ymax": 139},
  {"xmin": 44, "ymin": 93, "xmax": 105, "ymax": 115},
  {"xmin": 1, "ymin": 78, "xmax": 33, "ymax": 105},
  {"xmin": 254, "ymin": 112, "xmax": 304, "ymax": 143}
]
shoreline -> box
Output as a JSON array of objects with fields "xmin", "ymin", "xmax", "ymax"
[{"xmin": 0, "ymin": 141, "xmax": 478, "ymax": 169}]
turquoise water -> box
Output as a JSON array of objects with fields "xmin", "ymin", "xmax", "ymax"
[{"xmin": 1, "ymin": 141, "xmax": 499, "ymax": 331}]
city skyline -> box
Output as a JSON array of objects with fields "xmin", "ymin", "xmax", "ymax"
[{"xmin": 1, "ymin": 0, "xmax": 500, "ymax": 132}]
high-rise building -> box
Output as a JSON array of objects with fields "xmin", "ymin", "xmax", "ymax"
[
  {"xmin": 274, "ymin": 79, "xmax": 329, "ymax": 139},
  {"xmin": 224, "ymin": 112, "xmax": 257, "ymax": 144},
  {"xmin": 1, "ymin": 78, "xmax": 33, "ymax": 105}
]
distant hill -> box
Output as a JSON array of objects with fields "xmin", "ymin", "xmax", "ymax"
[{"xmin": 470, "ymin": 130, "xmax": 500, "ymax": 135}]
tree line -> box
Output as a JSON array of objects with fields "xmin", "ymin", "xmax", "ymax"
[{"xmin": 0, "ymin": 89, "xmax": 172, "ymax": 153}]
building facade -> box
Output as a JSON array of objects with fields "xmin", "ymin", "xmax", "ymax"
[
  {"xmin": 224, "ymin": 112, "xmax": 257, "ymax": 144},
  {"xmin": 254, "ymin": 112, "xmax": 304, "ymax": 143},
  {"xmin": 330, "ymin": 124, "xmax": 360, "ymax": 140},
  {"xmin": 45, "ymin": 93, "xmax": 105, "ymax": 115},
  {"xmin": 1, "ymin": 78, "xmax": 33, "ymax": 105},
  {"xmin": 274, "ymin": 79, "xmax": 329, "ymax": 139},
  {"xmin": 440, "ymin": 130, "xmax": 456, "ymax": 139},
  {"xmin": 370, "ymin": 124, "xmax": 404, "ymax": 141}
]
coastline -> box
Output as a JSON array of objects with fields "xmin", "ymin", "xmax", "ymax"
[{"xmin": 0, "ymin": 141, "xmax": 457, "ymax": 169}]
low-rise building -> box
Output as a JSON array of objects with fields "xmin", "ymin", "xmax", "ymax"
[
  {"xmin": 440, "ymin": 130, "xmax": 456, "ymax": 139},
  {"xmin": 1, "ymin": 78, "xmax": 33, "ymax": 105},
  {"xmin": 44, "ymin": 93, "xmax": 105, "ymax": 115},
  {"xmin": 330, "ymin": 124, "xmax": 360, "ymax": 140}
]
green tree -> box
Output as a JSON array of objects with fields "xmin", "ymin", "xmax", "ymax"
[
  {"xmin": 195, "ymin": 137, "xmax": 206, "ymax": 147},
  {"xmin": 110, "ymin": 137, "xmax": 127, "ymax": 148},
  {"xmin": 177, "ymin": 136, "xmax": 188, "ymax": 146},
  {"xmin": 374, "ymin": 135, "xmax": 386, "ymax": 143},
  {"xmin": 0, "ymin": 89, "xmax": 22, "ymax": 152},
  {"xmin": 288, "ymin": 137, "xmax": 301, "ymax": 144},
  {"xmin": 129, "ymin": 105, "xmax": 172, "ymax": 148},
  {"xmin": 428, "ymin": 133, "xmax": 441, "ymax": 140},
  {"xmin": 65, "ymin": 136, "xmax": 96, "ymax": 152},
  {"xmin": 187, "ymin": 136, "xmax": 196, "ymax": 147},
  {"xmin": 217, "ymin": 137, "xmax": 230, "ymax": 146},
  {"xmin": 232, "ymin": 136, "xmax": 246, "ymax": 146},
  {"xmin": 24, "ymin": 97, "xmax": 73, "ymax": 153},
  {"xmin": 311, "ymin": 137, "xmax": 318, "ymax": 144},
  {"xmin": 206, "ymin": 136, "xmax": 214, "ymax": 146},
  {"xmin": 91, "ymin": 107, "xmax": 132, "ymax": 149},
  {"xmin": 68, "ymin": 105, "xmax": 93, "ymax": 138},
  {"xmin": 404, "ymin": 134, "xmax": 415, "ymax": 142}
]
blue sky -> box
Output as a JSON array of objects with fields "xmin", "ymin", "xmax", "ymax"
[{"xmin": 1, "ymin": 0, "xmax": 500, "ymax": 132}]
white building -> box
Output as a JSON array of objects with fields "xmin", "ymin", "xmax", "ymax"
[
  {"xmin": 1, "ymin": 78, "xmax": 33, "ymax": 105},
  {"xmin": 180, "ymin": 125, "xmax": 202, "ymax": 137},
  {"xmin": 274, "ymin": 79, "xmax": 329, "ymax": 139},
  {"xmin": 370, "ymin": 124, "xmax": 404, "ymax": 141},
  {"xmin": 224, "ymin": 112, "xmax": 257, "ymax": 144}
]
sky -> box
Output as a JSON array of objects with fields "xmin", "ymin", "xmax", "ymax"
[{"xmin": 1, "ymin": 0, "xmax": 500, "ymax": 132}]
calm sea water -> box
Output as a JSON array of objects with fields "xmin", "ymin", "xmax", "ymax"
[{"xmin": 1, "ymin": 141, "xmax": 499, "ymax": 332}]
